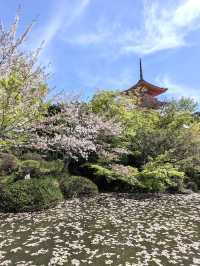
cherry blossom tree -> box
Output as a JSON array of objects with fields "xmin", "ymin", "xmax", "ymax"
[
  {"xmin": 0, "ymin": 12, "xmax": 48, "ymax": 146},
  {"xmin": 26, "ymin": 103, "xmax": 122, "ymax": 165}
]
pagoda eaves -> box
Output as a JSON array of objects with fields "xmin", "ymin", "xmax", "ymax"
[
  {"xmin": 121, "ymin": 59, "xmax": 168, "ymax": 109},
  {"xmin": 123, "ymin": 79, "xmax": 168, "ymax": 97}
]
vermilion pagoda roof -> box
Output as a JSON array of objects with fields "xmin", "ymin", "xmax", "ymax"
[
  {"xmin": 122, "ymin": 59, "xmax": 168, "ymax": 97},
  {"xmin": 123, "ymin": 79, "xmax": 168, "ymax": 97}
]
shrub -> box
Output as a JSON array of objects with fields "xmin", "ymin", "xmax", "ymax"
[
  {"xmin": 178, "ymin": 160, "xmax": 200, "ymax": 189},
  {"xmin": 16, "ymin": 159, "xmax": 65, "ymax": 180},
  {"xmin": 18, "ymin": 160, "xmax": 41, "ymax": 178},
  {"xmin": 86, "ymin": 164, "xmax": 139, "ymax": 183},
  {"xmin": 186, "ymin": 181, "xmax": 198, "ymax": 192},
  {"xmin": 87, "ymin": 164, "xmax": 115, "ymax": 180},
  {"xmin": 39, "ymin": 160, "xmax": 64, "ymax": 175},
  {"xmin": 0, "ymin": 178, "xmax": 63, "ymax": 212},
  {"xmin": 0, "ymin": 175, "xmax": 14, "ymax": 185},
  {"xmin": 138, "ymin": 162, "xmax": 185, "ymax": 192},
  {"xmin": 83, "ymin": 163, "xmax": 141, "ymax": 192},
  {"xmin": 21, "ymin": 152, "xmax": 43, "ymax": 161},
  {"xmin": 0, "ymin": 153, "xmax": 18, "ymax": 175},
  {"xmin": 60, "ymin": 176, "xmax": 98, "ymax": 198}
]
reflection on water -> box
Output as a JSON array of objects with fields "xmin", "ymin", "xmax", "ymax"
[{"xmin": 0, "ymin": 193, "xmax": 200, "ymax": 266}]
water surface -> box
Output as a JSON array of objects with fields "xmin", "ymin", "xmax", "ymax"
[{"xmin": 0, "ymin": 193, "xmax": 200, "ymax": 265}]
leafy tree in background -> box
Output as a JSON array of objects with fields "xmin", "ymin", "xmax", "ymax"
[
  {"xmin": 0, "ymin": 12, "xmax": 48, "ymax": 147},
  {"xmin": 91, "ymin": 91, "xmax": 199, "ymax": 163},
  {"xmin": 90, "ymin": 90, "xmax": 159, "ymax": 139},
  {"xmin": 166, "ymin": 97, "xmax": 198, "ymax": 113},
  {"xmin": 89, "ymin": 91, "xmax": 200, "ymax": 191}
]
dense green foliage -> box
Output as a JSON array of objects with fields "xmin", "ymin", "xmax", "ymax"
[
  {"xmin": 39, "ymin": 160, "xmax": 65, "ymax": 175},
  {"xmin": 138, "ymin": 162, "xmax": 184, "ymax": 192},
  {"xmin": 0, "ymin": 178, "xmax": 63, "ymax": 212},
  {"xmin": 83, "ymin": 161, "xmax": 184, "ymax": 193},
  {"xmin": 15, "ymin": 159, "xmax": 65, "ymax": 180},
  {"xmin": 0, "ymin": 91, "xmax": 199, "ymax": 213},
  {"xmin": 88, "ymin": 92, "xmax": 200, "ymax": 192},
  {"xmin": 18, "ymin": 160, "xmax": 41, "ymax": 178},
  {"xmin": 84, "ymin": 163, "xmax": 140, "ymax": 192},
  {"xmin": 0, "ymin": 12, "xmax": 199, "ymax": 213},
  {"xmin": 60, "ymin": 176, "xmax": 98, "ymax": 198},
  {"xmin": 21, "ymin": 152, "xmax": 43, "ymax": 161}
]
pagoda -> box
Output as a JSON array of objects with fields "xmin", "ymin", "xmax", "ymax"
[{"xmin": 122, "ymin": 59, "xmax": 168, "ymax": 108}]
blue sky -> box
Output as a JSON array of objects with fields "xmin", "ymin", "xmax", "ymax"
[{"xmin": 1, "ymin": 0, "xmax": 200, "ymax": 102}]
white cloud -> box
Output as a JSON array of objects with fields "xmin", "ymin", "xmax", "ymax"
[
  {"xmin": 156, "ymin": 75, "xmax": 200, "ymax": 102},
  {"xmin": 66, "ymin": 0, "xmax": 200, "ymax": 55},
  {"xmin": 31, "ymin": 0, "xmax": 90, "ymax": 50},
  {"xmin": 123, "ymin": 0, "xmax": 200, "ymax": 55},
  {"xmin": 174, "ymin": 0, "xmax": 200, "ymax": 26},
  {"xmin": 27, "ymin": 0, "xmax": 90, "ymax": 73}
]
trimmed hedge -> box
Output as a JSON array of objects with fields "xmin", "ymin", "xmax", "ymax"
[
  {"xmin": 18, "ymin": 160, "xmax": 40, "ymax": 178},
  {"xmin": 60, "ymin": 176, "xmax": 98, "ymax": 198},
  {"xmin": 16, "ymin": 159, "xmax": 65, "ymax": 180},
  {"xmin": 0, "ymin": 153, "xmax": 18, "ymax": 175},
  {"xmin": 0, "ymin": 178, "xmax": 63, "ymax": 212}
]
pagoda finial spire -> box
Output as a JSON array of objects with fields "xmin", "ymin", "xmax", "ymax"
[{"xmin": 139, "ymin": 58, "xmax": 143, "ymax": 80}]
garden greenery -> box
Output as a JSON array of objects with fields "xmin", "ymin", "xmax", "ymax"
[{"xmin": 0, "ymin": 14, "xmax": 199, "ymax": 212}]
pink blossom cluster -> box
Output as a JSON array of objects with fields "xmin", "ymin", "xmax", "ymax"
[{"xmin": 28, "ymin": 103, "xmax": 122, "ymax": 161}]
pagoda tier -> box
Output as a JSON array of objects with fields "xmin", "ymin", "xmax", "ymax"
[
  {"xmin": 121, "ymin": 59, "xmax": 168, "ymax": 108},
  {"xmin": 123, "ymin": 79, "xmax": 168, "ymax": 97}
]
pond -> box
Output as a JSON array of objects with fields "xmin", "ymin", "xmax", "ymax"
[{"xmin": 0, "ymin": 193, "xmax": 200, "ymax": 266}]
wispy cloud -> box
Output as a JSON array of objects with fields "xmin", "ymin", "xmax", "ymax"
[
  {"xmin": 124, "ymin": 0, "xmax": 200, "ymax": 55},
  {"xmin": 27, "ymin": 0, "xmax": 90, "ymax": 75},
  {"xmin": 156, "ymin": 74, "xmax": 200, "ymax": 102},
  {"xmin": 32, "ymin": 0, "xmax": 90, "ymax": 50},
  {"xmin": 66, "ymin": 0, "xmax": 200, "ymax": 55}
]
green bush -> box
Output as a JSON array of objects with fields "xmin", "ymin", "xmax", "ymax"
[
  {"xmin": 39, "ymin": 159, "xmax": 64, "ymax": 175},
  {"xmin": 15, "ymin": 159, "xmax": 65, "ymax": 180},
  {"xmin": 0, "ymin": 175, "xmax": 14, "ymax": 185},
  {"xmin": 18, "ymin": 160, "xmax": 41, "ymax": 178},
  {"xmin": 0, "ymin": 178, "xmax": 63, "ymax": 212},
  {"xmin": 81, "ymin": 163, "xmax": 142, "ymax": 192},
  {"xmin": 60, "ymin": 176, "xmax": 98, "ymax": 198},
  {"xmin": 87, "ymin": 164, "xmax": 115, "ymax": 180},
  {"xmin": 138, "ymin": 162, "xmax": 185, "ymax": 192},
  {"xmin": 0, "ymin": 153, "xmax": 18, "ymax": 175},
  {"xmin": 178, "ymin": 160, "xmax": 200, "ymax": 189},
  {"xmin": 21, "ymin": 152, "xmax": 43, "ymax": 161}
]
